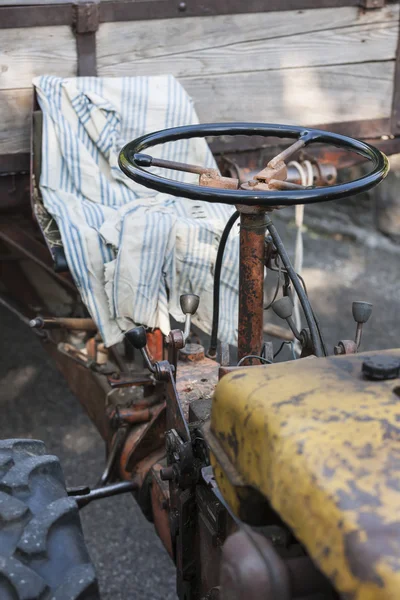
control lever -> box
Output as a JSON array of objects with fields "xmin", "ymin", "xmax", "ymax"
[
  {"xmin": 272, "ymin": 297, "xmax": 301, "ymax": 341},
  {"xmin": 180, "ymin": 294, "xmax": 200, "ymax": 343},
  {"xmin": 352, "ymin": 301, "xmax": 373, "ymax": 349},
  {"xmin": 125, "ymin": 326, "xmax": 156, "ymax": 374}
]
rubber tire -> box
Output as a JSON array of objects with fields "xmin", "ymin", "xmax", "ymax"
[{"xmin": 0, "ymin": 439, "xmax": 100, "ymax": 600}]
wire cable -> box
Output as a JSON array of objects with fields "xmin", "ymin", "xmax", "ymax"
[
  {"xmin": 237, "ymin": 354, "xmax": 272, "ymax": 366},
  {"xmin": 208, "ymin": 210, "xmax": 240, "ymax": 357},
  {"xmin": 265, "ymin": 215, "xmax": 323, "ymax": 357},
  {"xmin": 267, "ymin": 263, "xmax": 328, "ymax": 355}
]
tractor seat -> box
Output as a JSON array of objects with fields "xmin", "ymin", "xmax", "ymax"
[{"xmin": 210, "ymin": 349, "xmax": 400, "ymax": 600}]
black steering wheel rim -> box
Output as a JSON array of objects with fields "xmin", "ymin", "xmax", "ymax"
[{"xmin": 118, "ymin": 122, "xmax": 389, "ymax": 207}]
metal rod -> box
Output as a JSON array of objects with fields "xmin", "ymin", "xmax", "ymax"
[
  {"xmin": 355, "ymin": 322, "xmax": 363, "ymax": 349},
  {"xmin": 0, "ymin": 291, "xmax": 32, "ymax": 326},
  {"xmin": 269, "ymin": 179, "xmax": 306, "ymax": 190},
  {"xmin": 268, "ymin": 139, "xmax": 306, "ymax": 168},
  {"xmin": 265, "ymin": 216, "xmax": 323, "ymax": 357},
  {"xmin": 29, "ymin": 316, "xmax": 97, "ymax": 331},
  {"xmin": 134, "ymin": 153, "xmax": 210, "ymax": 175},
  {"xmin": 74, "ymin": 480, "xmax": 138, "ymax": 508},
  {"xmin": 238, "ymin": 212, "xmax": 267, "ymax": 362},
  {"xmin": 97, "ymin": 426, "xmax": 129, "ymax": 487}
]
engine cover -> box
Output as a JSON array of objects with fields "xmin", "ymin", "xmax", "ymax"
[{"xmin": 208, "ymin": 349, "xmax": 400, "ymax": 600}]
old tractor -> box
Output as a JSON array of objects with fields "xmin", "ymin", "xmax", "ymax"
[{"xmin": 0, "ymin": 120, "xmax": 398, "ymax": 600}]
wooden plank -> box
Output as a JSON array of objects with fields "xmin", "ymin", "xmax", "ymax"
[
  {"xmin": 0, "ymin": 26, "xmax": 76, "ymax": 90},
  {"xmin": 184, "ymin": 62, "xmax": 394, "ymax": 125},
  {"xmin": 97, "ymin": 5, "xmax": 399, "ymax": 78},
  {"xmin": 0, "ymin": 62, "xmax": 393, "ymax": 158},
  {"xmin": 0, "ymin": 89, "xmax": 32, "ymax": 154}
]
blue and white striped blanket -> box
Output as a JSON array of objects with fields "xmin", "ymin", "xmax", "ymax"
[{"xmin": 34, "ymin": 75, "xmax": 239, "ymax": 346}]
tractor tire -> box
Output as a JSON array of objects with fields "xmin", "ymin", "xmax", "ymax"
[{"xmin": 0, "ymin": 439, "xmax": 100, "ymax": 600}]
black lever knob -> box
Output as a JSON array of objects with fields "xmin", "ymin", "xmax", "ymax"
[
  {"xmin": 125, "ymin": 326, "xmax": 147, "ymax": 350},
  {"xmin": 352, "ymin": 301, "xmax": 373, "ymax": 324}
]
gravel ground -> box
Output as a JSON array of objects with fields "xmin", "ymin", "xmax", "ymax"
[{"xmin": 0, "ymin": 213, "xmax": 399, "ymax": 599}]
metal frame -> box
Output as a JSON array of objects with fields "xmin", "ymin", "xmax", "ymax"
[{"xmin": 0, "ymin": 0, "xmax": 383, "ymax": 30}]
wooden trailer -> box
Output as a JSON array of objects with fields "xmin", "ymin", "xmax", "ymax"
[{"xmin": 1, "ymin": 0, "xmax": 400, "ymax": 179}]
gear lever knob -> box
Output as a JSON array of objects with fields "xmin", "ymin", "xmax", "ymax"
[
  {"xmin": 272, "ymin": 296, "xmax": 294, "ymax": 320},
  {"xmin": 272, "ymin": 297, "xmax": 302, "ymax": 341},
  {"xmin": 352, "ymin": 301, "xmax": 373, "ymax": 324},
  {"xmin": 180, "ymin": 294, "xmax": 200, "ymax": 316},
  {"xmin": 125, "ymin": 326, "xmax": 156, "ymax": 373},
  {"xmin": 125, "ymin": 326, "xmax": 147, "ymax": 349},
  {"xmin": 180, "ymin": 294, "xmax": 200, "ymax": 343}
]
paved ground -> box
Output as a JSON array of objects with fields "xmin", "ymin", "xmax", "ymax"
[{"xmin": 1, "ymin": 205, "xmax": 399, "ymax": 599}]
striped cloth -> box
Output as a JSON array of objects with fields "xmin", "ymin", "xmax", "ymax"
[{"xmin": 34, "ymin": 75, "xmax": 239, "ymax": 347}]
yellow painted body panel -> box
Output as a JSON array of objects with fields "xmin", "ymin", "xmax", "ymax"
[{"xmin": 210, "ymin": 349, "xmax": 400, "ymax": 599}]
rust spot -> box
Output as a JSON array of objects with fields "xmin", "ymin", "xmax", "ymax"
[
  {"xmin": 273, "ymin": 391, "xmax": 309, "ymax": 409},
  {"xmin": 230, "ymin": 373, "xmax": 247, "ymax": 380},
  {"xmin": 226, "ymin": 424, "xmax": 239, "ymax": 459}
]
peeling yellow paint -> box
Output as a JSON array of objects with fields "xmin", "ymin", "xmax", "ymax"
[{"xmin": 210, "ymin": 349, "xmax": 400, "ymax": 599}]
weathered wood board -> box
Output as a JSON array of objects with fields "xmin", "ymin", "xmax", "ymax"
[
  {"xmin": 0, "ymin": 26, "xmax": 76, "ymax": 90},
  {"xmin": 0, "ymin": 4, "xmax": 398, "ymax": 156},
  {"xmin": 0, "ymin": 89, "xmax": 32, "ymax": 154},
  {"xmin": 97, "ymin": 5, "xmax": 398, "ymax": 125}
]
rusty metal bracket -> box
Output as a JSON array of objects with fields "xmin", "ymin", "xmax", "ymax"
[{"xmin": 72, "ymin": 1, "xmax": 99, "ymax": 76}]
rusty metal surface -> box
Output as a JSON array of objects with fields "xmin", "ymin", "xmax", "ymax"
[
  {"xmin": 30, "ymin": 316, "xmax": 97, "ymax": 330},
  {"xmin": 237, "ymin": 212, "xmax": 266, "ymax": 362},
  {"xmin": 179, "ymin": 343, "xmax": 205, "ymax": 362},
  {"xmin": 175, "ymin": 356, "xmax": 219, "ymax": 419},
  {"xmin": 122, "ymin": 403, "xmax": 166, "ymax": 473},
  {"xmin": 146, "ymin": 328, "xmax": 164, "ymax": 362},
  {"xmin": 44, "ymin": 338, "xmax": 111, "ymax": 440}
]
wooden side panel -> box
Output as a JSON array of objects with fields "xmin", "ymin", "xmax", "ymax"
[
  {"xmin": 0, "ymin": 89, "xmax": 32, "ymax": 154},
  {"xmin": 97, "ymin": 5, "xmax": 399, "ymax": 125},
  {"xmin": 186, "ymin": 62, "xmax": 395, "ymax": 125},
  {"xmin": 0, "ymin": 25, "xmax": 76, "ymax": 155},
  {"xmin": 1, "ymin": 5, "xmax": 398, "ymax": 156},
  {"xmin": 0, "ymin": 26, "xmax": 76, "ymax": 90}
]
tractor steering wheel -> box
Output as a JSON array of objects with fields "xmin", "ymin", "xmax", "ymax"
[{"xmin": 118, "ymin": 123, "xmax": 389, "ymax": 207}]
